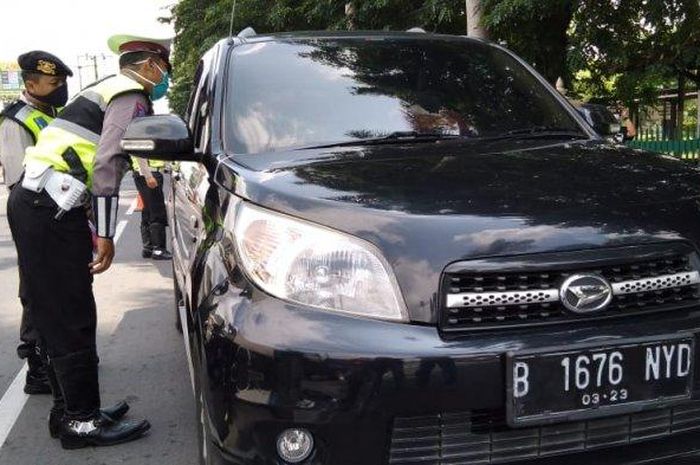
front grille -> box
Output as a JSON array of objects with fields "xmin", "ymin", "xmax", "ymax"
[
  {"xmin": 389, "ymin": 403, "xmax": 700, "ymax": 465},
  {"xmin": 441, "ymin": 245, "xmax": 700, "ymax": 331}
]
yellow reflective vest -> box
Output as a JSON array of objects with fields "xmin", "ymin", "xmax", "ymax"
[
  {"xmin": 0, "ymin": 100, "xmax": 54, "ymax": 143},
  {"xmin": 132, "ymin": 156, "xmax": 166, "ymax": 172},
  {"xmin": 24, "ymin": 74, "xmax": 150, "ymax": 187}
]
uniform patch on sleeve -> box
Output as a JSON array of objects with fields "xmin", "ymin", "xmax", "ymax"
[{"xmin": 133, "ymin": 102, "xmax": 148, "ymax": 118}]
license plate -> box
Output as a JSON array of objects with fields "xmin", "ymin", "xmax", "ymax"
[{"xmin": 506, "ymin": 335, "xmax": 695, "ymax": 426}]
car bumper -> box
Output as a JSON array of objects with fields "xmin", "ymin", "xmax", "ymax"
[{"xmin": 198, "ymin": 284, "xmax": 700, "ymax": 465}]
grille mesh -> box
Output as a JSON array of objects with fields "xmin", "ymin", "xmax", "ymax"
[
  {"xmin": 442, "ymin": 252, "xmax": 700, "ymax": 331},
  {"xmin": 389, "ymin": 403, "xmax": 700, "ymax": 465}
]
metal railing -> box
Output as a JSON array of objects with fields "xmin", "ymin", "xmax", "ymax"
[{"xmin": 626, "ymin": 126, "xmax": 700, "ymax": 160}]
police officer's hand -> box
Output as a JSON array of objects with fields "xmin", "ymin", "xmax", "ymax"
[
  {"xmin": 146, "ymin": 176, "xmax": 158, "ymax": 189},
  {"xmin": 90, "ymin": 237, "xmax": 115, "ymax": 274}
]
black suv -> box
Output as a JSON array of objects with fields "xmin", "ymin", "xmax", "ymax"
[{"xmin": 123, "ymin": 31, "xmax": 700, "ymax": 465}]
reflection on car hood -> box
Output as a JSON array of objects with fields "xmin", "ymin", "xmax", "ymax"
[{"xmin": 222, "ymin": 140, "xmax": 700, "ymax": 322}]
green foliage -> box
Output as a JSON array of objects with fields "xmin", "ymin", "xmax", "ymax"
[
  {"xmin": 165, "ymin": 0, "xmax": 700, "ymax": 116},
  {"xmin": 164, "ymin": 0, "xmax": 466, "ymax": 114},
  {"xmin": 570, "ymin": 0, "xmax": 700, "ymax": 105},
  {"xmin": 481, "ymin": 0, "xmax": 577, "ymax": 84}
]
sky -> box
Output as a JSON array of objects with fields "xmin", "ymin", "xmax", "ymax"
[{"xmin": 1, "ymin": 0, "xmax": 176, "ymax": 112}]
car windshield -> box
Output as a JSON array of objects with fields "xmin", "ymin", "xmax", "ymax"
[{"xmin": 225, "ymin": 37, "xmax": 584, "ymax": 155}]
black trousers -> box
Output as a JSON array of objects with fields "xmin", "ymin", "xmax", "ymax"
[
  {"xmin": 7, "ymin": 187, "xmax": 97, "ymax": 358},
  {"xmin": 134, "ymin": 171, "xmax": 167, "ymax": 229},
  {"xmin": 17, "ymin": 265, "xmax": 41, "ymax": 359},
  {"xmin": 8, "ymin": 184, "xmax": 42, "ymax": 360}
]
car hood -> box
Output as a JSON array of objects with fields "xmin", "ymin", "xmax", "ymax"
[{"xmin": 221, "ymin": 139, "xmax": 700, "ymax": 322}]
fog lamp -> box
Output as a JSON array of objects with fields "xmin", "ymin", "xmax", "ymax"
[{"xmin": 276, "ymin": 428, "xmax": 314, "ymax": 463}]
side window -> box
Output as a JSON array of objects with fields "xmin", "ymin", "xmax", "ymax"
[
  {"xmin": 188, "ymin": 58, "xmax": 212, "ymax": 154},
  {"xmin": 184, "ymin": 61, "xmax": 204, "ymax": 126}
]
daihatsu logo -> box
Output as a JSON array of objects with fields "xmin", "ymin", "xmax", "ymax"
[{"xmin": 560, "ymin": 274, "xmax": 613, "ymax": 314}]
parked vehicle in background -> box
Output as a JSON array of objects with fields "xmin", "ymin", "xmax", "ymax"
[
  {"xmin": 123, "ymin": 30, "xmax": 700, "ymax": 465},
  {"xmin": 577, "ymin": 102, "xmax": 629, "ymax": 143}
]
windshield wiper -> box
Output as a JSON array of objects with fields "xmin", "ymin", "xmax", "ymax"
[
  {"xmin": 493, "ymin": 126, "xmax": 589, "ymax": 140},
  {"xmin": 295, "ymin": 131, "xmax": 467, "ymax": 150}
]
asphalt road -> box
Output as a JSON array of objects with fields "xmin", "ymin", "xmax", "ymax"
[{"xmin": 0, "ymin": 178, "xmax": 198, "ymax": 465}]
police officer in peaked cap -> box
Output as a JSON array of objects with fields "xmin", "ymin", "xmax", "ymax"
[
  {"xmin": 6, "ymin": 34, "xmax": 174, "ymax": 448},
  {"xmin": 0, "ymin": 51, "xmax": 72, "ymax": 396}
]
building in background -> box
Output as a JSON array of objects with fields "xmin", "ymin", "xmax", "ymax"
[{"xmin": 0, "ymin": 61, "xmax": 22, "ymax": 111}]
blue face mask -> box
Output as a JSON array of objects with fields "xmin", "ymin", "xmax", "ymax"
[
  {"xmin": 150, "ymin": 63, "xmax": 170, "ymax": 101},
  {"xmin": 130, "ymin": 60, "xmax": 170, "ymax": 101}
]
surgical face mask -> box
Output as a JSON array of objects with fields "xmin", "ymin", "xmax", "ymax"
[
  {"xmin": 128, "ymin": 60, "xmax": 170, "ymax": 101},
  {"xmin": 30, "ymin": 83, "xmax": 68, "ymax": 108},
  {"xmin": 150, "ymin": 63, "xmax": 170, "ymax": 101}
]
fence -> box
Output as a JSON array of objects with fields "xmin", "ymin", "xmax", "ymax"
[{"xmin": 626, "ymin": 126, "xmax": 700, "ymax": 160}]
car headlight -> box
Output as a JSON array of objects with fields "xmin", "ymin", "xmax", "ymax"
[{"xmin": 233, "ymin": 202, "xmax": 407, "ymax": 321}]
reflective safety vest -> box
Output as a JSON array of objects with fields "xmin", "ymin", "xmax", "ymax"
[
  {"xmin": 24, "ymin": 74, "xmax": 150, "ymax": 187},
  {"xmin": 132, "ymin": 156, "xmax": 166, "ymax": 173},
  {"xmin": 148, "ymin": 159, "xmax": 166, "ymax": 169},
  {"xmin": 0, "ymin": 100, "xmax": 54, "ymax": 143}
]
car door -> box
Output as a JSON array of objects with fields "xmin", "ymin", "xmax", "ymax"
[{"xmin": 172, "ymin": 60, "xmax": 211, "ymax": 301}]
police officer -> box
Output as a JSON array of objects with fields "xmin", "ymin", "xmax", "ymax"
[
  {"xmin": 132, "ymin": 156, "xmax": 172, "ymax": 259},
  {"xmin": 0, "ymin": 51, "xmax": 72, "ymax": 395},
  {"xmin": 7, "ymin": 34, "xmax": 173, "ymax": 448}
]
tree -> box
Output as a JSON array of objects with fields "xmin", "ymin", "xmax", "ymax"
[
  {"xmin": 481, "ymin": 0, "xmax": 577, "ymax": 85},
  {"xmin": 466, "ymin": 0, "xmax": 487, "ymax": 39},
  {"xmin": 165, "ymin": 0, "xmax": 700, "ymax": 130},
  {"xmin": 570, "ymin": 0, "xmax": 700, "ymax": 134},
  {"xmin": 164, "ymin": 0, "xmax": 466, "ymax": 114}
]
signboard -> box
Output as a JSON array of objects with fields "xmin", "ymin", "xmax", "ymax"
[
  {"xmin": 0, "ymin": 62, "xmax": 23, "ymax": 103},
  {"xmin": 1, "ymin": 71, "xmax": 21, "ymax": 91}
]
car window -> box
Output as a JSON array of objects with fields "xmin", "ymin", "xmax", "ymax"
[
  {"xmin": 589, "ymin": 108, "xmax": 618, "ymax": 127},
  {"xmin": 224, "ymin": 38, "xmax": 582, "ymax": 155},
  {"xmin": 187, "ymin": 59, "xmax": 212, "ymax": 153},
  {"xmin": 185, "ymin": 61, "xmax": 204, "ymax": 126}
]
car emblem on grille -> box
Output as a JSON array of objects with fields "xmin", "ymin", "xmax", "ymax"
[{"xmin": 560, "ymin": 274, "xmax": 613, "ymax": 313}]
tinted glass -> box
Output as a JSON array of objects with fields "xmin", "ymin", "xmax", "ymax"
[
  {"xmin": 225, "ymin": 37, "xmax": 582, "ymax": 154},
  {"xmin": 590, "ymin": 107, "xmax": 619, "ymax": 126}
]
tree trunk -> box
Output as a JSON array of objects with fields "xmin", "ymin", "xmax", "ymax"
[
  {"xmin": 345, "ymin": 2, "xmax": 356, "ymax": 30},
  {"xmin": 678, "ymin": 73, "xmax": 686, "ymax": 139},
  {"xmin": 466, "ymin": 0, "xmax": 487, "ymax": 39},
  {"xmin": 696, "ymin": 87, "xmax": 699, "ymax": 139},
  {"xmin": 670, "ymin": 100, "xmax": 677, "ymax": 140}
]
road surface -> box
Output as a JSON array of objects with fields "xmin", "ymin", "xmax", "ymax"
[{"xmin": 0, "ymin": 178, "xmax": 198, "ymax": 465}]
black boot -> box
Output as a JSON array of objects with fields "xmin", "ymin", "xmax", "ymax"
[
  {"xmin": 24, "ymin": 347, "xmax": 51, "ymax": 395},
  {"xmin": 150, "ymin": 223, "xmax": 172, "ymax": 260},
  {"xmin": 49, "ymin": 385, "xmax": 131, "ymax": 439},
  {"xmin": 47, "ymin": 361, "xmax": 122, "ymax": 439},
  {"xmin": 46, "ymin": 359, "xmax": 66, "ymax": 437},
  {"xmin": 52, "ymin": 349, "xmax": 150, "ymax": 449},
  {"xmin": 140, "ymin": 224, "xmax": 153, "ymax": 258}
]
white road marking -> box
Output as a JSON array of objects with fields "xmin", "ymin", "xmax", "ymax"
[
  {"xmin": 0, "ymin": 363, "xmax": 29, "ymax": 449},
  {"xmin": 113, "ymin": 220, "xmax": 129, "ymax": 245},
  {"xmin": 125, "ymin": 196, "xmax": 138, "ymax": 216}
]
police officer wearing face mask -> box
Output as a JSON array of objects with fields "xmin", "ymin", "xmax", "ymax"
[
  {"xmin": 0, "ymin": 51, "xmax": 72, "ymax": 396},
  {"xmin": 6, "ymin": 35, "xmax": 172, "ymax": 449},
  {"xmin": 1, "ymin": 51, "xmax": 71, "ymax": 189}
]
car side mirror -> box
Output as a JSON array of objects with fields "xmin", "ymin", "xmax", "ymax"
[
  {"xmin": 121, "ymin": 114, "xmax": 199, "ymax": 162},
  {"xmin": 589, "ymin": 121, "xmax": 621, "ymax": 137}
]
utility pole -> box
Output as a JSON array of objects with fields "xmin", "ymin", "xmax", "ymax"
[
  {"xmin": 92, "ymin": 55, "xmax": 99, "ymax": 81},
  {"xmin": 76, "ymin": 55, "xmax": 83, "ymax": 90},
  {"xmin": 466, "ymin": 0, "xmax": 488, "ymax": 39}
]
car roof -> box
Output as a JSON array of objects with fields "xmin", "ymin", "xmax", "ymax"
[{"xmin": 236, "ymin": 30, "xmax": 490, "ymax": 46}]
